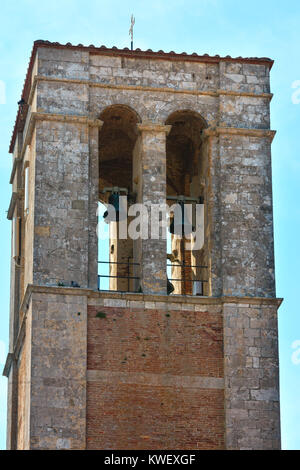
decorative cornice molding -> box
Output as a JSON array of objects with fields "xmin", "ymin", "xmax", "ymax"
[
  {"xmin": 9, "ymin": 158, "xmax": 20, "ymax": 185},
  {"xmin": 7, "ymin": 191, "xmax": 20, "ymax": 220},
  {"xmin": 20, "ymin": 283, "xmax": 283, "ymax": 308},
  {"xmin": 2, "ymin": 306, "xmax": 28, "ymax": 377},
  {"xmin": 20, "ymin": 111, "xmax": 103, "ymax": 162},
  {"xmin": 2, "ymin": 353, "xmax": 13, "ymax": 378},
  {"xmin": 31, "ymin": 111, "xmax": 104, "ymax": 127},
  {"xmin": 203, "ymin": 126, "xmax": 276, "ymax": 142},
  {"xmin": 5, "ymin": 282, "xmax": 282, "ymax": 379}
]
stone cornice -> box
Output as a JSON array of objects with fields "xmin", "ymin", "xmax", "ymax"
[
  {"xmin": 203, "ymin": 127, "xmax": 276, "ymax": 142},
  {"xmin": 217, "ymin": 89, "xmax": 273, "ymax": 100},
  {"xmin": 20, "ymin": 283, "xmax": 283, "ymax": 314},
  {"xmin": 11, "ymin": 109, "xmax": 102, "ymax": 184},
  {"xmin": 7, "ymin": 191, "xmax": 21, "ymax": 220},
  {"xmin": 29, "ymin": 111, "xmax": 103, "ymax": 127},
  {"xmin": 2, "ymin": 301, "xmax": 28, "ymax": 377},
  {"xmin": 4, "ymin": 284, "xmax": 281, "ymax": 379},
  {"xmin": 9, "ymin": 158, "xmax": 20, "ymax": 185},
  {"xmin": 19, "ymin": 111, "xmax": 103, "ymax": 163},
  {"xmin": 2, "ymin": 353, "xmax": 13, "ymax": 378}
]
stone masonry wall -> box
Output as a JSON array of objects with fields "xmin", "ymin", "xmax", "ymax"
[
  {"xmin": 217, "ymin": 133, "xmax": 275, "ymax": 297},
  {"xmin": 223, "ymin": 301, "xmax": 281, "ymax": 449},
  {"xmin": 17, "ymin": 302, "xmax": 32, "ymax": 449},
  {"xmin": 33, "ymin": 119, "xmax": 90, "ymax": 287},
  {"xmin": 28, "ymin": 291, "xmax": 87, "ymax": 450}
]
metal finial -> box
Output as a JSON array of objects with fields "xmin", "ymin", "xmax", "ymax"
[{"xmin": 129, "ymin": 14, "xmax": 135, "ymax": 51}]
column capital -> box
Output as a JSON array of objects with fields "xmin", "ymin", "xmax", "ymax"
[
  {"xmin": 87, "ymin": 118, "xmax": 104, "ymax": 128},
  {"xmin": 137, "ymin": 122, "xmax": 172, "ymax": 135}
]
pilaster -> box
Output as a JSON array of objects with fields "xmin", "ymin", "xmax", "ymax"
[
  {"xmin": 223, "ymin": 301, "xmax": 281, "ymax": 449},
  {"xmin": 203, "ymin": 127, "xmax": 276, "ymax": 298}
]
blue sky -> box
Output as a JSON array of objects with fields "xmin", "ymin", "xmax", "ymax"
[{"xmin": 0, "ymin": 0, "xmax": 299, "ymax": 450}]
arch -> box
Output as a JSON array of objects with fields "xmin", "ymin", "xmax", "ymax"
[
  {"xmin": 165, "ymin": 109, "xmax": 208, "ymax": 129},
  {"xmin": 165, "ymin": 109, "xmax": 207, "ymax": 198},
  {"xmin": 98, "ymin": 104, "xmax": 140, "ymax": 195},
  {"xmin": 99, "ymin": 103, "xmax": 142, "ymax": 124},
  {"xmin": 160, "ymin": 99, "xmax": 212, "ymax": 126},
  {"xmin": 98, "ymin": 104, "xmax": 138, "ymax": 293},
  {"xmin": 165, "ymin": 108, "xmax": 208, "ymax": 296}
]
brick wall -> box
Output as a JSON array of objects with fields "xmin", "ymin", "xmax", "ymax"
[{"xmin": 87, "ymin": 301, "xmax": 224, "ymax": 450}]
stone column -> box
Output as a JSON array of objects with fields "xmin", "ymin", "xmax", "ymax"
[{"xmin": 133, "ymin": 123, "xmax": 171, "ymax": 295}]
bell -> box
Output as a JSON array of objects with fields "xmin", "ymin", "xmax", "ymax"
[
  {"xmin": 103, "ymin": 192, "xmax": 120, "ymax": 223},
  {"xmin": 169, "ymin": 202, "xmax": 194, "ymax": 236},
  {"xmin": 167, "ymin": 278, "xmax": 174, "ymax": 295}
]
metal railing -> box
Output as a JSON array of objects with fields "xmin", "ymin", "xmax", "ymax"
[
  {"xmin": 98, "ymin": 260, "xmax": 140, "ymax": 292},
  {"xmin": 98, "ymin": 260, "xmax": 208, "ymax": 295},
  {"xmin": 167, "ymin": 262, "xmax": 208, "ymax": 296}
]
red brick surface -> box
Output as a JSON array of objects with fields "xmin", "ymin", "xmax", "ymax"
[{"xmin": 87, "ymin": 304, "xmax": 225, "ymax": 449}]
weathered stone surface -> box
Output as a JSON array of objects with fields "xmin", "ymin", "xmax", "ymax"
[
  {"xmin": 32, "ymin": 119, "xmax": 90, "ymax": 287},
  {"xmin": 133, "ymin": 123, "xmax": 170, "ymax": 294},
  {"xmin": 28, "ymin": 292, "xmax": 87, "ymax": 450},
  {"xmin": 223, "ymin": 302, "xmax": 280, "ymax": 450}
]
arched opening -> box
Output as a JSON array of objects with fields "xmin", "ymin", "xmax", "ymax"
[
  {"xmin": 98, "ymin": 105, "xmax": 140, "ymax": 292},
  {"xmin": 166, "ymin": 110, "xmax": 208, "ymax": 296}
]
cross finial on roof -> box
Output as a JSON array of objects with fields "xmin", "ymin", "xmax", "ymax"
[{"xmin": 129, "ymin": 14, "xmax": 135, "ymax": 50}]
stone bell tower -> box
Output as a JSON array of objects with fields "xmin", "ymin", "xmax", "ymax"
[{"xmin": 3, "ymin": 40, "xmax": 282, "ymax": 450}]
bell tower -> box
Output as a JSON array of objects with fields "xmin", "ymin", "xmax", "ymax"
[{"xmin": 4, "ymin": 40, "xmax": 282, "ymax": 450}]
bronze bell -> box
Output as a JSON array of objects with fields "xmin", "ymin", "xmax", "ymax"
[
  {"xmin": 169, "ymin": 201, "xmax": 194, "ymax": 236},
  {"xmin": 103, "ymin": 192, "xmax": 120, "ymax": 223},
  {"xmin": 167, "ymin": 278, "xmax": 174, "ymax": 295}
]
